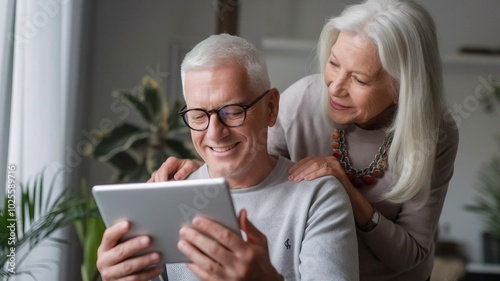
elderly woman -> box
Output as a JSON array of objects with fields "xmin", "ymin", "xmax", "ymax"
[
  {"xmin": 269, "ymin": 0, "xmax": 458, "ymax": 280},
  {"xmin": 152, "ymin": 0, "xmax": 459, "ymax": 280}
]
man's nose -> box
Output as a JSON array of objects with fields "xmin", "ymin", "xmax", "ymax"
[{"xmin": 205, "ymin": 112, "xmax": 230, "ymax": 140}]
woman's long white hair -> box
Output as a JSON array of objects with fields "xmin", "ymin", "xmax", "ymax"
[{"xmin": 318, "ymin": 0, "xmax": 444, "ymax": 206}]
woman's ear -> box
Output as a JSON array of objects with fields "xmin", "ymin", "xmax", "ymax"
[{"xmin": 267, "ymin": 88, "xmax": 280, "ymax": 127}]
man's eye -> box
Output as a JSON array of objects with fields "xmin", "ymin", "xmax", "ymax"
[
  {"xmin": 189, "ymin": 113, "xmax": 206, "ymax": 121},
  {"xmin": 222, "ymin": 107, "xmax": 244, "ymax": 118}
]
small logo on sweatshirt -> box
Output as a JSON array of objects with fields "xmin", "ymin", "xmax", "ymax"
[{"xmin": 284, "ymin": 238, "xmax": 291, "ymax": 249}]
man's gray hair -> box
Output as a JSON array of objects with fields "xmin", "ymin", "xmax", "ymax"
[{"xmin": 181, "ymin": 33, "xmax": 270, "ymax": 96}]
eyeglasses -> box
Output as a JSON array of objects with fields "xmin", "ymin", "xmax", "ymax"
[{"xmin": 179, "ymin": 90, "xmax": 271, "ymax": 131}]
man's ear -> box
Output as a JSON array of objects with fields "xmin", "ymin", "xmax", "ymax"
[{"xmin": 267, "ymin": 88, "xmax": 280, "ymax": 127}]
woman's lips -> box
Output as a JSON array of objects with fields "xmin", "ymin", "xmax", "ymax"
[{"xmin": 330, "ymin": 98, "xmax": 350, "ymax": 110}]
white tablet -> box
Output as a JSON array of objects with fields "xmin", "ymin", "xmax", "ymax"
[{"xmin": 92, "ymin": 178, "xmax": 240, "ymax": 264}]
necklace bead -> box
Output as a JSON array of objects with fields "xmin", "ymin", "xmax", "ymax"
[
  {"xmin": 331, "ymin": 141, "xmax": 340, "ymax": 149},
  {"xmin": 331, "ymin": 129, "xmax": 392, "ymax": 188}
]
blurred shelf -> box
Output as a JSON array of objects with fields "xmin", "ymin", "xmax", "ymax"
[
  {"xmin": 467, "ymin": 263, "xmax": 500, "ymax": 274},
  {"xmin": 443, "ymin": 53, "xmax": 500, "ymax": 66},
  {"xmin": 261, "ymin": 37, "xmax": 316, "ymax": 53}
]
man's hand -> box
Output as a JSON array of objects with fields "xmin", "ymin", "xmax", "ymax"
[
  {"xmin": 96, "ymin": 221, "xmax": 163, "ymax": 281},
  {"xmin": 148, "ymin": 157, "xmax": 203, "ymax": 182},
  {"xmin": 178, "ymin": 209, "xmax": 283, "ymax": 281}
]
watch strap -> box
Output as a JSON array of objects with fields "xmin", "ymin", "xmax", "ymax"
[{"xmin": 358, "ymin": 208, "xmax": 380, "ymax": 232}]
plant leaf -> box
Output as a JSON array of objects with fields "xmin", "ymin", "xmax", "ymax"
[
  {"xmin": 106, "ymin": 151, "xmax": 142, "ymax": 174},
  {"xmin": 113, "ymin": 90, "xmax": 153, "ymax": 123},
  {"xmin": 141, "ymin": 76, "xmax": 164, "ymax": 123},
  {"xmin": 167, "ymin": 100, "xmax": 186, "ymax": 131},
  {"xmin": 92, "ymin": 123, "xmax": 150, "ymax": 161},
  {"xmin": 1, "ymin": 169, "xmax": 99, "ymax": 279},
  {"xmin": 164, "ymin": 138, "xmax": 198, "ymax": 159}
]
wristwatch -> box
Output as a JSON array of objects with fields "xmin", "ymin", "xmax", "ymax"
[{"xmin": 358, "ymin": 208, "xmax": 380, "ymax": 232}]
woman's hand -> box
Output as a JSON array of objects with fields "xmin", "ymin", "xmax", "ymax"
[
  {"xmin": 148, "ymin": 157, "xmax": 204, "ymax": 182},
  {"xmin": 288, "ymin": 156, "xmax": 348, "ymax": 183},
  {"xmin": 289, "ymin": 156, "xmax": 375, "ymax": 227}
]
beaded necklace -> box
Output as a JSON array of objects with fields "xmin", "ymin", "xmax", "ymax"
[{"xmin": 331, "ymin": 129, "xmax": 392, "ymax": 188}]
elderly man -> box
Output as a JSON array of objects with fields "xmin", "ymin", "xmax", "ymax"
[{"xmin": 96, "ymin": 34, "xmax": 358, "ymax": 281}]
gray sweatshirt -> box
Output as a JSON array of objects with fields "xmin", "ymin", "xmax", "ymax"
[{"xmin": 166, "ymin": 156, "xmax": 359, "ymax": 280}]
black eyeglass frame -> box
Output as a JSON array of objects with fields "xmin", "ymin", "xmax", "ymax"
[{"xmin": 179, "ymin": 89, "xmax": 271, "ymax": 131}]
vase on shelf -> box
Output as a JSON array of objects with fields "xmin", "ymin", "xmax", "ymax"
[{"xmin": 483, "ymin": 232, "xmax": 500, "ymax": 264}]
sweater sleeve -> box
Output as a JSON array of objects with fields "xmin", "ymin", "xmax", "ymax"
[
  {"xmin": 298, "ymin": 177, "xmax": 359, "ymax": 281},
  {"xmin": 357, "ymin": 120, "xmax": 459, "ymax": 273}
]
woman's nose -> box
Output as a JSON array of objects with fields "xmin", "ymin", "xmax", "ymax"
[{"xmin": 329, "ymin": 72, "xmax": 349, "ymax": 97}]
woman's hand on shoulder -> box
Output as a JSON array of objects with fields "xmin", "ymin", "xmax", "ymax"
[
  {"xmin": 148, "ymin": 157, "xmax": 204, "ymax": 182},
  {"xmin": 288, "ymin": 156, "xmax": 347, "ymax": 182}
]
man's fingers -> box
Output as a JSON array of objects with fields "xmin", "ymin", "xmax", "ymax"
[
  {"xmin": 239, "ymin": 209, "xmax": 266, "ymax": 245},
  {"xmin": 192, "ymin": 216, "xmax": 244, "ymax": 251},
  {"xmin": 102, "ymin": 236, "xmax": 154, "ymax": 267},
  {"xmin": 97, "ymin": 221, "xmax": 162, "ymax": 280},
  {"xmin": 178, "ymin": 239, "xmax": 226, "ymax": 277},
  {"xmin": 98, "ymin": 221, "xmax": 130, "ymax": 254},
  {"xmin": 98, "ymin": 231, "xmax": 154, "ymax": 269},
  {"xmin": 99, "ymin": 253, "xmax": 162, "ymax": 280},
  {"xmin": 179, "ymin": 225, "xmax": 235, "ymax": 267}
]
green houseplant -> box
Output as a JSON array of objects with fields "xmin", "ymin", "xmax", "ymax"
[
  {"xmin": 73, "ymin": 179, "xmax": 105, "ymax": 281},
  {"xmin": 90, "ymin": 75, "xmax": 197, "ymax": 183},
  {"xmin": 0, "ymin": 169, "xmax": 99, "ymax": 280}
]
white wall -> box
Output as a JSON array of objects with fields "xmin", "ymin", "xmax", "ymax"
[
  {"xmin": 440, "ymin": 61, "xmax": 500, "ymax": 262},
  {"xmin": 84, "ymin": 0, "xmax": 500, "ymax": 263}
]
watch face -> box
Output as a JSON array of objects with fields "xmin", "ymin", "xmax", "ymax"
[
  {"xmin": 358, "ymin": 209, "xmax": 380, "ymax": 232},
  {"xmin": 372, "ymin": 209, "xmax": 380, "ymax": 224}
]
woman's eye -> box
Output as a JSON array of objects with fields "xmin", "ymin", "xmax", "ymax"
[
  {"xmin": 353, "ymin": 76, "xmax": 367, "ymax": 85},
  {"xmin": 328, "ymin": 60, "xmax": 339, "ymax": 67}
]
